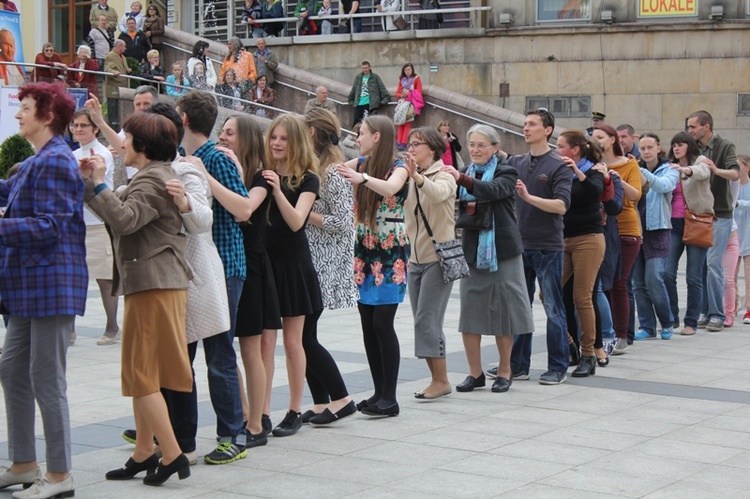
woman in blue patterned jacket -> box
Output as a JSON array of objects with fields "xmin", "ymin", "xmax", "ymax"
[{"xmin": 0, "ymin": 82, "xmax": 86, "ymax": 499}]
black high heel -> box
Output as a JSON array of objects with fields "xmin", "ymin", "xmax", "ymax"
[
  {"xmin": 571, "ymin": 356, "xmax": 596, "ymax": 377},
  {"xmin": 106, "ymin": 454, "xmax": 159, "ymax": 480},
  {"xmin": 142, "ymin": 454, "xmax": 190, "ymax": 486},
  {"xmin": 569, "ymin": 343, "xmax": 581, "ymax": 366},
  {"xmin": 596, "ymin": 349, "xmax": 609, "ymax": 367}
]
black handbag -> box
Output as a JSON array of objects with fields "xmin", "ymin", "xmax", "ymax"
[
  {"xmin": 415, "ymin": 190, "xmax": 470, "ymax": 283},
  {"xmin": 456, "ymin": 200, "xmax": 492, "ymax": 230}
]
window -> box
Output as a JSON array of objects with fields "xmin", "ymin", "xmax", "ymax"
[
  {"xmin": 738, "ymin": 94, "xmax": 750, "ymax": 115},
  {"xmin": 525, "ymin": 95, "xmax": 590, "ymax": 117},
  {"xmin": 536, "ymin": 0, "xmax": 591, "ymax": 23}
]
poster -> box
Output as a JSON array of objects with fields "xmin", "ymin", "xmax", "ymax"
[
  {"xmin": 67, "ymin": 88, "xmax": 89, "ymax": 111},
  {"xmin": 537, "ymin": 0, "xmax": 592, "ymax": 22},
  {"xmin": 0, "ymin": 10, "xmax": 24, "ymax": 86},
  {"xmin": 0, "ymin": 86, "xmax": 20, "ymax": 143}
]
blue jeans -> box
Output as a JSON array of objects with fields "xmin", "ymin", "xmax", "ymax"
[
  {"xmin": 511, "ymin": 250, "xmax": 568, "ymax": 374},
  {"xmin": 596, "ymin": 280, "xmax": 615, "ymax": 341},
  {"xmin": 665, "ymin": 218, "xmax": 708, "ymax": 328},
  {"xmin": 632, "ymin": 252, "xmax": 672, "ymax": 334},
  {"xmin": 164, "ymin": 277, "xmax": 245, "ymax": 445},
  {"xmin": 702, "ymin": 217, "xmax": 733, "ymax": 321}
]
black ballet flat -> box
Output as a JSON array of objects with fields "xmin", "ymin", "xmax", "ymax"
[
  {"xmin": 456, "ymin": 373, "xmax": 486, "ymax": 392},
  {"xmin": 106, "ymin": 454, "xmax": 159, "ymax": 480},
  {"xmin": 301, "ymin": 410, "xmax": 319, "ymax": 424},
  {"xmin": 356, "ymin": 399, "xmax": 376, "ymax": 412},
  {"xmin": 310, "ymin": 401, "xmax": 357, "ymax": 425},
  {"xmin": 142, "ymin": 454, "xmax": 191, "ymax": 486},
  {"xmin": 597, "ymin": 355, "xmax": 609, "ymax": 367},
  {"xmin": 361, "ymin": 401, "xmax": 399, "ymax": 417}
]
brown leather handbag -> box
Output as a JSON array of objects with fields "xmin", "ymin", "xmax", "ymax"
[{"xmin": 682, "ymin": 209, "xmax": 715, "ymax": 248}]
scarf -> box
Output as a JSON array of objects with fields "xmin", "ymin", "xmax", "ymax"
[
  {"xmin": 459, "ymin": 155, "xmax": 499, "ymax": 272},
  {"xmin": 576, "ymin": 157, "xmax": 593, "ymax": 178}
]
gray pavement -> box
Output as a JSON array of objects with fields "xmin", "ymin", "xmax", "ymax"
[{"xmin": 1, "ymin": 261, "xmax": 750, "ymax": 498}]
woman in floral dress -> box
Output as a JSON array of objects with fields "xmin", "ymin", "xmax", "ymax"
[{"xmin": 337, "ymin": 115, "xmax": 409, "ymax": 418}]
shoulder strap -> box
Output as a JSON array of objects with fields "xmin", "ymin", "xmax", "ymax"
[{"xmin": 414, "ymin": 187, "xmax": 436, "ymax": 242}]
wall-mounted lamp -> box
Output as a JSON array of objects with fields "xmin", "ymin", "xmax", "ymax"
[
  {"xmin": 600, "ymin": 10, "xmax": 615, "ymax": 24},
  {"xmin": 709, "ymin": 5, "xmax": 724, "ymax": 21},
  {"xmin": 498, "ymin": 13, "xmax": 514, "ymax": 26}
]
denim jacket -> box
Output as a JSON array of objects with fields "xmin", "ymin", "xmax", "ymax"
[{"xmin": 640, "ymin": 160, "xmax": 679, "ymax": 231}]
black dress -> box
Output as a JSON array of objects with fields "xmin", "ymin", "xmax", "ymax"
[
  {"xmin": 265, "ymin": 173, "xmax": 323, "ymax": 317},
  {"xmin": 236, "ymin": 171, "xmax": 283, "ymax": 336}
]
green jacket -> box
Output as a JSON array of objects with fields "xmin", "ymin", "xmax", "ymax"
[{"xmin": 347, "ymin": 72, "xmax": 389, "ymax": 111}]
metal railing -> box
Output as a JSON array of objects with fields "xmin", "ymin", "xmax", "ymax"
[
  {"xmin": 237, "ymin": 7, "xmax": 492, "ymax": 37},
  {"xmin": 195, "ymin": 1, "xmax": 490, "ymax": 40},
  {"xmin": 160, "ymin": 41, "xmax": 525, "ymax": 140},
  {"xmin": 0, "ymin": 60, "xmax": 288, "ymax": 118}
]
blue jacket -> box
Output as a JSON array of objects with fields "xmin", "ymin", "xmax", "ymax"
[
  {"xmin": 0, "ymin": 135, "xmax": 88, "ymax": 317},
  {"xmin": 640, "ymin": 160, "xmax": 679, "ymax": 231}
]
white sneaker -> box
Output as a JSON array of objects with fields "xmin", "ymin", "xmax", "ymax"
[
  {"xmin": 0, "ymin": 466, "xmax": 41, "ymax": 490},
  {"xmin": 11, "ymin": 476, "xmax": 74, "ymax": 499},
  {"xmin": 96, "ymin": 329, "xmax": 122, "ymax": 346},
  {"xmin": 611, "ymin": 338, "xmax": 629, "ymax": 356}
]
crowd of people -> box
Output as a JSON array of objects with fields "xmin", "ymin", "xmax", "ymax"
[
  {"xmin": 238, "ymin": 0, "xmax": 446, "ymax": 37},
  {"xmin": 1, "ymin": 17, "xmax": 749, "ymax": 498}
]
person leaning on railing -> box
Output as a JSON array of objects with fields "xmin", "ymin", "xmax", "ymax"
[{"xmin": 66, "ymin": 45, "xmax": 100, "ymax": 100}]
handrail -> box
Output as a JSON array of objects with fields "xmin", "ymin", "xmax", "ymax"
[
  {"xmin": 274, "ymin": 81, "xmax": 347, "ymax": 106},
  {"xmin": 0, "ymin": 61, "xmax": 288, "ymax": 117},
  {"xmin": 425, "ymin": 101, "xmax": 525, "ymax": 139},
  {"xmin": 162, "ymin": 42, "xmax": 349, "ymax": 107},
  {"xmin": 241, "ymin": 6, "xmax": 492, "ymax": 35}
]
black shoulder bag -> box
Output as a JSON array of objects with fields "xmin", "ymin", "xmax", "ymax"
[{"xmin": 414, "ymin": 188, "xmax": 470, "ymax": 283}]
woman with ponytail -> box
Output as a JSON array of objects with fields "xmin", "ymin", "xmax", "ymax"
[
  {"xmin": 299, "ymin": 108, "xmax": 358, "ymax": 425},
  {"xmin": 556, "ymin": 131, "xmax": 606, "ymax": 377}
]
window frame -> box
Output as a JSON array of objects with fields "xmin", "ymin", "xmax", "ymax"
[
  {"xmin": 535, "ymin": 0, "xmax": 592, "ymax": 24},
  {"xmin": 525, "ymin": 95, "xmax": 591, "ymax": 118}
]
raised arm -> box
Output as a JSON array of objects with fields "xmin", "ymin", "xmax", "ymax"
[{"xmin": 337, "ymin": 161, "xmax": 409, "ymax": 198}]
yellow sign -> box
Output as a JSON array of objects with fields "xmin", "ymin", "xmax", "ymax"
[{"xmin": 639, "ymin": 0, "xmax": 697, "ymax": 16}]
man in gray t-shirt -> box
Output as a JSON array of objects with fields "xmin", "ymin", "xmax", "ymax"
[{"xmin": 501, "ymin": 109, "xmax": 572, "ymax": 385}]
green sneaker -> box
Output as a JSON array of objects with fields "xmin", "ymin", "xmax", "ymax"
[{"xmin": 204, "ymin": 441, "xmax": 247, "ymax": 465}]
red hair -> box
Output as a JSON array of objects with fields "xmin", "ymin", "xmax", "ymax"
[{"xmin": 18, "ymin": 82, "xmax": 75, "ymax": 135}]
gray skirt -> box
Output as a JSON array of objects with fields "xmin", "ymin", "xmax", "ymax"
[{"xmin": 459, "ymin": 254, "xmax": 534, "ymax": 336}]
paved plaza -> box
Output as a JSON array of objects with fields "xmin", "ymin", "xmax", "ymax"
[{"xmin": 1, "ymin": 262, "xmax": 750, "ymax": 498}]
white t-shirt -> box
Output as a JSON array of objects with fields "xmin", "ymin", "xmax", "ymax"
[{"xmin": 74, "ymin": 139, "xmax": 115, "ymax": 226}]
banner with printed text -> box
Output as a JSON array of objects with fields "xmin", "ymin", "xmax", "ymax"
[{"xmin": 639, "ymin": 0, "xmax": 697, "ymax": 17}]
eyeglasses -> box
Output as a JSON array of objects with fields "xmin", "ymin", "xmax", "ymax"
[
  {"xmin": 468, "ymin": 143, "xmax": 493, "ymax": 150},
  {"xmin": 70, "ymin": 123, "xmax": 93, "ymax": 129},
  {"xmin": 407, "ymin": 142, "xmax": 427, "ymax": 149}
]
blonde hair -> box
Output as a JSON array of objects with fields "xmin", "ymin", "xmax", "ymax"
[
  {"xmin": 265, "ymin": 114, "xmax": 319, "ymax": 189},
  {"xmin": 147, "ymin": 49, "xmax": 159, "ymax": 59},
  {"xmin": 303, "ymin": 108, "xmax": 343, "ymax": 172}
]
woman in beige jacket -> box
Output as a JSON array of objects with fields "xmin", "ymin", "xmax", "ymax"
[
  {"xmin": 403, "ymin": 127, "xmax": 457, "ymax": 399},
  {"xmin": 665, "ymin": 131, "xmax": 713, "ymax": 336}
]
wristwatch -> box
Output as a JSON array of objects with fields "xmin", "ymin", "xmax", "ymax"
[{"xmin": 362, "ymin": 173, "xmax": 370, "ymax": 184}]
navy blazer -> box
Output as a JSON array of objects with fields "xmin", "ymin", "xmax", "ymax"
[
  {"xmin": 0, "ymin": 135, "xmax": 88, "ymax": 317},
  {"xmin": 457, "ymin": 162, "xmax": 524, "ymax": 264}
]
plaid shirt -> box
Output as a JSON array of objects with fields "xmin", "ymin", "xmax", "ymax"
[
  {"xmin": 0, "ymin": 135, "xmax": 88, "ymax": 317},
  {"xmin": 194, "ymin": 140, "xmax": 248, "ymax": 280}
]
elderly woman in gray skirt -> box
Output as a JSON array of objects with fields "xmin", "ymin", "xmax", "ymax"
[
  {"xmin": 403, "ymin": 127, "xmax": 458, "ymax": 399},
  {"xmin": 441, "ymin": 124, "xmax": 534, "ymax": 393}
]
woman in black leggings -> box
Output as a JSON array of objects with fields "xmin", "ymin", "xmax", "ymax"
[
  {"xmin": 300, "ymin": 109, "xmax": 358, "ymax": 424},
  {"xmin": 338, "ymin": 116, "xmax": 409, "ymax": 416}
]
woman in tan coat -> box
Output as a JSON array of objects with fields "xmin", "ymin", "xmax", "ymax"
[
  {"xmin": 402, "ymin": 127, "xmax": 457, "ymax": 399},
  {"xmin": 80, "ymin": 112, "xmax": 193, "ymax": 487}
]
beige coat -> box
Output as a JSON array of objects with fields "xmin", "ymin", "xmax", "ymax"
[
  {"xmin": 404, "ymin": 159, "xmax": 457, "ymax": 264},
  {"xmin": 103, "ymin": 49, "xmax": 129, "ymax": 99},
  {"xmin": 681, "ymin": 155, "xmax": 715, "ymax": 215},
  {"xmin": 86, "ymin": 161, "xmax": 192, "ymax": 296}
]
